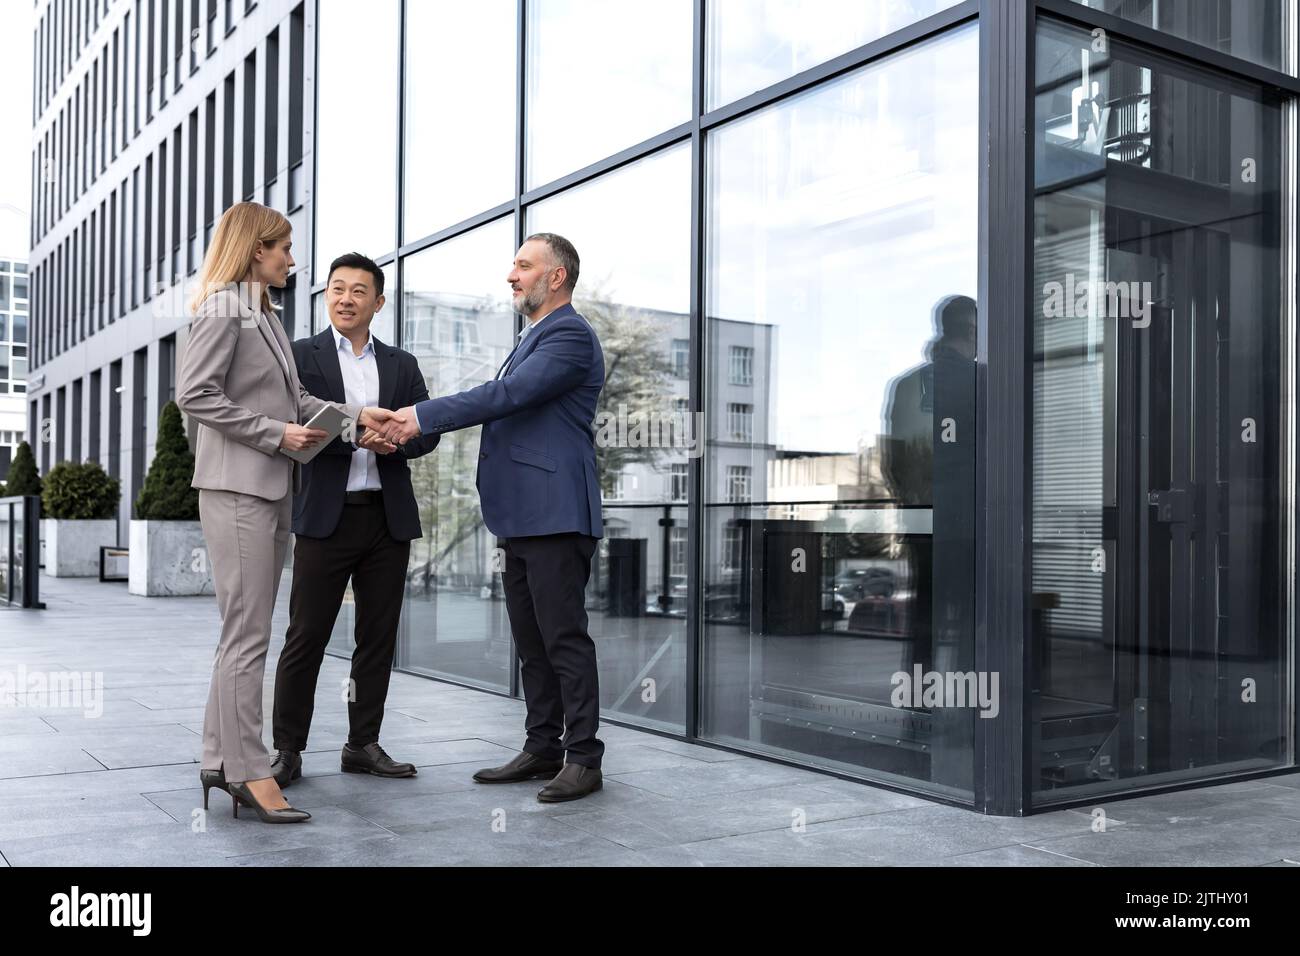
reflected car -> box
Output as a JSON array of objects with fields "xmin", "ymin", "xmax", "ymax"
[{"xmin": 834, "ymin": 567, "xmax": 895, "ymax": 601}]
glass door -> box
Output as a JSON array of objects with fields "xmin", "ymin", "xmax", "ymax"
[{"xmin": 1032, "ymin": 19, "xmax": 1291, "ymax": 801}]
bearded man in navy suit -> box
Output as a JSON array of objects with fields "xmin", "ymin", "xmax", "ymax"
[{"xmin": 381, "ymin": 233, "xmax": 606, "ymax": 803}]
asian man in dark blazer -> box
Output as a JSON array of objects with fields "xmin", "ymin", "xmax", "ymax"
[{"xmin": 270, "ymin": 252, "xmax": 440, "ymax": 786}]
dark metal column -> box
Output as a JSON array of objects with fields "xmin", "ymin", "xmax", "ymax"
[{"xmin": 975, "ymin": 0, "xmax": 1034, "ymax": 815}]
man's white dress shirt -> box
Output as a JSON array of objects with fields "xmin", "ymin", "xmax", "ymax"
[{"xmin": 332, "ymin": 325, "xmax": 383, "ymax": 492}]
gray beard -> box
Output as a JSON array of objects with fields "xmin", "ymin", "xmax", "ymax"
[
  {"xmin": 511, "ymin": 271, "xmax": 552, "ymax": 316},
  {"xmin": 512, "ymin": 286, "xmax": 546, "ymax": 316}
]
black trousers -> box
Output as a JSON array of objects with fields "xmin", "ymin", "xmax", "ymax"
[
  {"xmin": 273, "ymin": 497, "xmax": 410, "ymax": 751},
  {"xmin": 503, "ymin": 532, "xmax": 604, "ymax": 769}
]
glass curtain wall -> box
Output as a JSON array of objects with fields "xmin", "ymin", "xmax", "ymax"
[{"xmin": 312, "ymin": 0, "xmax": 1294, "ymax": 807}]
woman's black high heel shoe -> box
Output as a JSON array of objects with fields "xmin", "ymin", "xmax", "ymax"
[
  {"xmin": 200, "ymin": 768, "xmax": 229, "ymax": 810},
  {"xmin": 226, "ymin": 780, "xmax": 311, "ymax": 824}
]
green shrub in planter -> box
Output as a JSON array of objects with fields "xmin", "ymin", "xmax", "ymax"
[
  {"xmin": 5, "ymin": 441, "xmax": 42, "ymax": 498},
  {"xmin": 135, "ymin": 401, "xmax": 200, "ymax": 520},
  {"xmin": 42, "ymin": 461, "xmax": 121, "ymax": 520}
]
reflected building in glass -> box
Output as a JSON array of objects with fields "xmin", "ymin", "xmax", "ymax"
[{"xmin": 26, "ymin": 0, "xmax": 1299, "ymax": 814}]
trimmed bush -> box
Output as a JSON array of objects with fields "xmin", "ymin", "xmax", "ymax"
[
  {"xmin": 135, "ymin": 401, "xmax": 199, "ymax": 520},
  {"xmin": 42, "ymin": 461, "xmax": 120, "ymax": 520},
  {"xmin": 5, "ymin": 441, "xmax": 42, "ymax": 498}
]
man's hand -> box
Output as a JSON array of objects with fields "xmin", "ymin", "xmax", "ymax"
[
  {"xmin": 380, "ymin": 406, "xmax": 422, "ymax": 446},
  {"xmin": 359, "ymin": 406, "xmax": 399, "ymax": 431},
  {"xmin": 281, "ymin": 422, "xmax": 329, "ymax": 452},
  {"xmin": 357, "ymin": 427, "xmax": 398, "ymax": 455}
]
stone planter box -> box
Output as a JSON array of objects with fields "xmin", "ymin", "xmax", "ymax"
[
  {"xmin": 129, "ymin": 520, "xmax": 215, "ymax": 596},
  {"xmin": 42, "ymin": 518, "xmax": 119, "ymax": 577}
]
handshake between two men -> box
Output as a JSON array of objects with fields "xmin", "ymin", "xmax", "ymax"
[
  {"xmin": 279, "ymin": 404, "xmax": 423, "ymax": 456},
  {"xmin": 270, "ymin": 236, "xmax": 608, "ymax": 805}
]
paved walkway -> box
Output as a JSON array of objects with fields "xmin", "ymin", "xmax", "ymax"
[{"xmin": 2, "ymin": 574, "xmax": 1299, "ymax": 866}]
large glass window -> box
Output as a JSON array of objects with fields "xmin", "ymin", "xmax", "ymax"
[
  {"xmin": 1066, "ymin": 0, "xmax": 1293, "ymax": 74},
  {"xmin": 403, "ymin": 1, "xmax": 516, "ymax": 241},
  {"xmin": 525, "ymin": 0, "xmax": 692, "ymax": 188},
  {"xmin": 702, "ymin": 24, "xmax": 979, "ymax": 797},
  {"xmin": 706, "ymin": 0, "xmax": 962, "ymax": 108},
  {"xmin": 528, "ymin": 143, "xmax": 691, "ymax": 732},
  {"xmin": 314, "ymin": 0, "xmax": 399, "ymax": 279},
  {"xmin": 1031, "ymin": 18, "xmax": 1290, "ymax": 801},
  {"xmin": 397, "ymin": 217, "xmax": 517, "ymax": 692}
]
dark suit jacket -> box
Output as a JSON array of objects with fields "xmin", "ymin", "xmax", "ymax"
[
  {"xmin": 291, "ymin": 328, "xmax": 440, "ymax": 541},
  {"xmin": 413, "ymin": 302, "xmax": 604, "ymax": 539}
]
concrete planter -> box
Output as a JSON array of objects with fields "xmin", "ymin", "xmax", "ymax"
[
  {"xmin": 42, "ymin": 518, "xmax": 119, "ymax": 577},
  {"xmin": 128, "ymin": 520, "xmax": 215, "ymax": 596}
]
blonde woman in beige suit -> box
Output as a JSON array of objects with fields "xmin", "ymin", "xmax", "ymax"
[{"xmin": 178, "ymin": 202, "xmax": 399, "ymax": 823}]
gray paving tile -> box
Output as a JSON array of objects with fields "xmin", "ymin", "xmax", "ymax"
[
  {"xmin": 0, "ymin": 822, "xmax": 230, "ymax": 867},
  {"xmin": 0, "ymin": 806, "xmax": 395, "ymax": 866},
  {"xmin": 227, "ymin": 814, "xmax": 625, "ymax": 867},
  {"xmin": 0, "ymin": 717, "xmax": 59, "ymax": 737},
  {"xmin": 0, "ymin": 746, "xmax": 109, "ymax": 779},
  {"xmin": 938, "ymin": 844, "xmax": 1100, "ymax": 866},
  {"xmin": 39, "ymin": 707, "xmax": 209, "ymax": 731},
  {"xmin": 0, "ymin": 763, "xmax": 207, "ymax": 804},
  {"xmin": 607, "ymin": 757, "xmax": 832, "ymax": 798},
  {"xmin": 81, "ymin": 734, "xmax": 203, "ymax": 770},
  {"xmin": 1024, "ymin": 814, "xmax": 1300, "ymax": 867},
  {"xmin": 556, "ymin": 781, "xmax": 928, "ymax": 850},
  {"xmin": 1084, "ymin": 780, "xmax": 1289, "ymax": 825},
  {"xmin": 0, "ymin": 792, "xmax": 179, "ymax": 841},
  {"xmin": 633, "ymin": 737, "xmax": 748, "ymax": 763},
  {"xmin": 592, "ymin": 743, "xmax": 728, "ymax": 775}
]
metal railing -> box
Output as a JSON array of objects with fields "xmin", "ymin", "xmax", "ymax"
[{"xmin": 0, "ymin": 496, "xmax": 44, "ymax": 609}]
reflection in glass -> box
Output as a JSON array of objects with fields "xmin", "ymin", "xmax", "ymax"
[
  {"xmin": 703, "ymin": 25, "xmax": 979, "ymax": 797},
  {"xmin": 706, "ymin": 0, "xmax": 961, "ymax": 109},
  {"xmin": 525, "ymin": 0, "xmax": 691, "ymax": 189},
  {"xmin": 404, "ymin": 1, "xmax": 516, "ymax": 241},
  {"xmin": 1067, "ymin": 0, "xmax": 1291, "ymax": 74},
  {"xmin": 528, "ymin": 144, "xmax": 691, "ymax": 732},
  {"xmin": 395, "ymin": 218, "xmax": 517, "ymax": 691},
  {"xmin": 1032, "ymin": 20, "xmax": 1289, "ymax": 800},
  {"xmin": 314, "ymin": 0, "xmax": 399, "ymax": 280}
]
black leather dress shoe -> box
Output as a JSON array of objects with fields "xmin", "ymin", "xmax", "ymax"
[
  {"xmin": 341, "ymin": 742, "xmax": 417, "ymax": 778},
  {"xmin": 473, "ymin": 751, "xmax": 563, "ymax": 784},
  {"xmin": 537, "ymin": 764, "xmax": 602, "ymax": 803},
  {"xmin": 271, "ymin": 750, "xmax": 302, "ymax": 788}
]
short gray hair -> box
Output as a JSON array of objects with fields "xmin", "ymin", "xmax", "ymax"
[{"xmin": 525, "ymin": 232, "xmax": 580, "ymax": 294}]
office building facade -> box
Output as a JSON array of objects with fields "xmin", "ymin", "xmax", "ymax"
[
  {"xmin": 28, "ymin": 0, "xmax": 1300, "ymax": 814},
  {"xmin": 0, "ymin": 255, "xmax": 28, "ymax": 480}
]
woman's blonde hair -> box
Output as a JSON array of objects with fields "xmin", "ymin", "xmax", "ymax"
[{"xmin": 188, "ymin": 201, "xmax": 292, "ymax": 315}]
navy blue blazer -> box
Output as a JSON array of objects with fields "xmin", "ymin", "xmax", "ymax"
[
  {"xmin": 291, "ymin": 329, "xmax": 440, "ymax": 541},
  {"xmin": 413, "ymin": 303, "xmax": 605, "ymax": 539}
]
